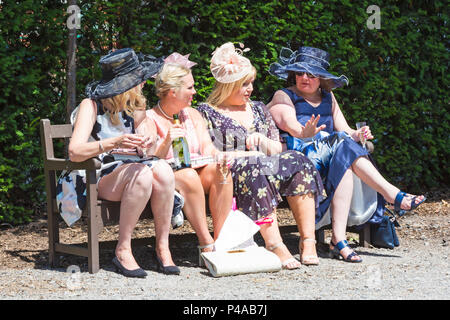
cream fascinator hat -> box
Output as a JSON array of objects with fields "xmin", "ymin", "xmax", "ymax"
[{"xmin": 210, "ymin": 42, "xmax": 252, "ymax": 83}]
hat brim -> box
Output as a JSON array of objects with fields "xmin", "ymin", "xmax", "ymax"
[
  {"xmin": 85, "ymin": 59, "xmax": 163, "ymax": 100},
  {"xmin": 269, "ymin": 62, "xmax": 349, "ymax": 89}
]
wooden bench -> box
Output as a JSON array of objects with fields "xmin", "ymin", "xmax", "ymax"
[
  {"xmin": 40, "ymin": 119, "xmax": 153, "ymax": 274},
  {"xmin": 40, "ymin": 119, "xmax": 372, "ymax": 274}
]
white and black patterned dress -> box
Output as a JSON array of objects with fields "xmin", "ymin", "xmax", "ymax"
[{"xmin": 56, "ymin": 100, "xmax": 159, "ymax": 226}]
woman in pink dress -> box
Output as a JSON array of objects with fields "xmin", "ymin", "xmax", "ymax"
[{"xmin": 145, "ymin": 53, "xmax": 233, "ymax": 266}]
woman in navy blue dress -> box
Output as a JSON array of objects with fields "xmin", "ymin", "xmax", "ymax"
[{"xmin": 268, "ymin": 46, "xmax": 426, "ymax": 262}]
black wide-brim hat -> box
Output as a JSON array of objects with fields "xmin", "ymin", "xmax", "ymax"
[
  {"xmin": 85, "ymin": 48, "xmax": 164, "ymax": 100},
  {"xmin": 269, "ymin": 46, "xmax": 349, "ymax": 89}
]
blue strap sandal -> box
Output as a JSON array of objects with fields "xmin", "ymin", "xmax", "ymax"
[
  {"xmin": 394, "ymin": 191, "xmax": 426, "ymax": 217},
  {"xmin": 329, "ymin": 240, "xmax": 363, "ymax": 263}
]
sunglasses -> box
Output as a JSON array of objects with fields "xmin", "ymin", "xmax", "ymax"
[{"xmin": 295, "ymin": 72, "xmax": 317, "ymax": 79}]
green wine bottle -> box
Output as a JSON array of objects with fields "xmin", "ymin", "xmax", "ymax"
[{"xmin": 172, "ymin": 114, "xmax": 191, "ymax": 169}]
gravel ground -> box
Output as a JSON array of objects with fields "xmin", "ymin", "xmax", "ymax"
[
  {"xmin": 0, "ymin": 239, "xmax": 448, "ymax": 301},
  {"xmin": 0, "ymin": 193, "xmax": 449, "ymax": 301},
  {"xmin": 1, "ymin": 213, "xmax": 449, "ymax": 301}
]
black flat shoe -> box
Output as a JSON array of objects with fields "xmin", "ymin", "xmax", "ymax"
[
  {"xmin": 153, "ymin": 251, "xmax": 180, "ymax": 275},
  {"xmin": 112, "ymin": 256, "xmax": 148, "ymax": 278}
]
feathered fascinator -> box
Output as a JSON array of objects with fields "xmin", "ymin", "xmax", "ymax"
[
  {"xmin": 210, "ymin": 42, "xmax": 252, "ymax": 83},
  {"xmin": 164, "ymin": 52, "xmax": 197, "ymax": 69}
]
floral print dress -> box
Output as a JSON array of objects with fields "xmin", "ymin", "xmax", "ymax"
[{"xmin": 197, "ymin": 101, "xmax": 325, "ymax": 221}]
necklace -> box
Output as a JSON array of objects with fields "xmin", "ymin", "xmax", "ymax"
[{"xmin": 157, "ymin": 101, "xmax": 173, "ymax": 120}]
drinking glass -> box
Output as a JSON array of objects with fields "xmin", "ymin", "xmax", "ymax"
[
  {"xmin": 215, "ymin": 152, "xmax": 232, "ymax": 184},
  {"xmin": 356, "ymin": 121, "xmax": 367, "ymax": 149},
  {"xmin": 135, "ymin": 124, "xmax": 152, "ymax": 158}
]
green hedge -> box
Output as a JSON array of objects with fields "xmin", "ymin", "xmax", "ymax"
[{"xmin": 0, "ymin": 0, "xmax": 448, "ymax": 224}]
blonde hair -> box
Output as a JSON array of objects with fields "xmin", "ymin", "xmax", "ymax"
[
  {"xmin": 100, "ymin": 85, "xmax": 146, "ymax": 125},
  {"xmin": 206, "ymin": 65, "xmax": 257, "ymax": 108},
  {"xmin": 155, "ymin": 63, "xmax": 191, "ymax": 98}
]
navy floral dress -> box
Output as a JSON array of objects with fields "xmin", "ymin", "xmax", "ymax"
[{"xmin": 197, "ymin": 101, "xmax": 326, "ymax": 221}]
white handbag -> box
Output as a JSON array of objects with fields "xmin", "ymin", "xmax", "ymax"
[
  {"xmin": 201, "ymin": 246, "xmax": 281, "ymax": 277},
  {"xmin": 202, "ymin": 198, "xmax": 282, "ymax": 277}
]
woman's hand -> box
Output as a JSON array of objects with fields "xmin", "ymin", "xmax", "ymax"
[
  {"xmin": 114, "ymin": 134, "xmax": 147, "ymax": 149},
  {"xmin": 301, "ymin": 114, "xmax": 326, "ymax": 138},
  {"xmin": 246, "ymin": 132, "xmax": 267, "ymax": 151},
  {"xmin": 141, "ymin": 135, "xmax": 156, "ymax": 149},
  {"xmin": 136, "ymin": 135, "xmax": 157, "ymax": 157},
  {"xmin": 165, "ymin": 123, "xmax": 186, "ymax": 143},
  {"xmin": 352, "ymin": 126, "xmax": 374, "ymax": 142}
]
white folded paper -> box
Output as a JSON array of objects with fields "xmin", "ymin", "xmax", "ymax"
[{"xmin": 214, "ymin": 206, "xmax": 261, "ymax": 252}]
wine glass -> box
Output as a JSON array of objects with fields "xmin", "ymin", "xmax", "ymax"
[
  {"xmin": 356, "ymin": 121, "xmax": 367, "ymax": 149},
  {"xmin": 215, "ymin": 152, "xmax": 232, "ymax": 184},
  {"xmin": 135, "ymin": 121, "xmax": 154, "ymax": 158}
]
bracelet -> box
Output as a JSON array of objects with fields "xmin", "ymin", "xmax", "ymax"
[{"xmin": 98, "ymin": 140, "xmax": 105, "ymax": 153}]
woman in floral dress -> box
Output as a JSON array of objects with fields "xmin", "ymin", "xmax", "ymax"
[{"xmin": 197, "ymin": 43, "xmax": 326, "ymax": 267}]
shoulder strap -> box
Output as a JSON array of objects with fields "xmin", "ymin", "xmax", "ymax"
[{"xmin": 322, "ymin": 90, "xmax": 332, "ymax": 103}]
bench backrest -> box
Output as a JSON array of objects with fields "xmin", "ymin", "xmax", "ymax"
[
  {"xmin": 40, "ymin": 119, "xmax": 72, "ymax": 161},
  {"xmin": 39, "ymin": 118, "xmax": 153, "ymax": 224}
]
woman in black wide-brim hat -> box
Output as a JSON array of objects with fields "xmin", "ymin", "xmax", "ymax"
[
  {"xmin": 268, "ymin": 46, "xmax": 426, "ymax": 262},
  {"xmin": 68, "ymin": 48, "xmax": 180, "ymax": 277}
]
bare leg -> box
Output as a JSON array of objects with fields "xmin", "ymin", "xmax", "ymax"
[
  {"xmin": 330, "ymin": 168, "xmax": 361, "ymax": 261},
  {"xmin": 352, "ymin": 157, "xmax": 425, "ymax": 208},
  {"xmin": 98, "ymin": 163, "xmax": 154, "ymax": 270},
  {"xmin": 150, "ymin": 160, "xmax": 177, "ymax": 267},
  {"xmin": 174, "ymin": 168, "xmax": 214, "ymax": 248},
  {"xmin": 197, "ymin": 163, "xmax": 233, "ymax": 240},
  {"xmin": 286, "ymin": 193, "xmax": 317, "ymax": 262},
  {"xmin": 259, "ymin": 211, "xmax": 301, "ymax": 269}
]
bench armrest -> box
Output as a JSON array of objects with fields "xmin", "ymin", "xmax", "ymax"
[{"xmin": 45, "ymin": 157, "xmax": 101, "ymax": 171}]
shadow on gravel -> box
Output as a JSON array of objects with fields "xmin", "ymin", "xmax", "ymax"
[
  {"xmin": 2, "ymin": 221, "xmax": 405, "ymax": 274},
  {"xmin": 354, "ymin": 251, "xmax": 402, "ymax": 258},
  {"xmin": 2, "ymin": 224, "xmax": 306, "ymax": 274}
]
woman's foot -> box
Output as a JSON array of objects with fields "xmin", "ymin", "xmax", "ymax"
[
  {"xmin": 267, "ymin": 242, "xmax": 301, "ymax": 270},
  {"xmin": 155, "ymin": 246, "xmax": 177, "ymax": 267},
  {"xmin": 198, "ymin": 242, "xmax": 215, "ymax": 267},
  {"xmin": 153, "ymin": 246, "xmax": 180, "ymax": 275},
  {"xmin": 300, "ymin": 238, "xmax": 319, "ymax": 265},
  {"xmin": 397, "ymin": 192, "xmax": 426, "ymax": 211},
  {"xmin": 115, "ymin": 247, "xmax": 141, "ymax": 271},
  {"xmin": 198, "ymin": 242, "xmax": 215, "ymax": 253},
  {"xmin": 329, "ymin": 238, "xmax": 362, "ymax": 263}
]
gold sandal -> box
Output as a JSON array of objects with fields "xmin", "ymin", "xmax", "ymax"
[
  {"xmin": 267, "ymin": 242, "xmax": 301, "ymax": 270},
  {"xmin": 197, "ymin": 243, "xmax": 215, "ymax": 267},
  {"xmin": 300, "ymin": 238, "xmax": 319, "ymax": 266}
]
